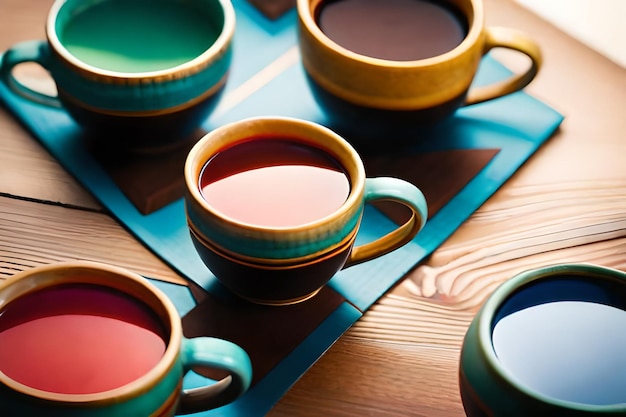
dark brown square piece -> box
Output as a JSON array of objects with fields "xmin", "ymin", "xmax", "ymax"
[{"xmin": 247, "ymin": 0, "xmax": 296, "ymax": 20}]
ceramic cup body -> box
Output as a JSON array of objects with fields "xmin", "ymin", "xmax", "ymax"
[
  {"xmin": 0, "ymin": 261, "xmax": 252, "ymax": 416},
  {"xmin": 297, "ymin": 0, "xmax": 542, "ymax": 147},
  {"xmin": 189, "ymin": 222, "xmax": 358, "ymax": 304},
  {"xmin": 184, "ymin": 116, "xmax": 428, "ymax": 305},
  {"xmin": 460, "ymin": 263, "xmax": 626, "ymax": 417},
  {"xmin": 0, "ymin": 0, "xmax": 235, "ymax": 152}
]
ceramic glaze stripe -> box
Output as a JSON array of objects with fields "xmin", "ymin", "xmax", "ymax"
[
  {"xmin": 187, "ymin": 207, "xmax": 362, "ymax": 260},
  {"xmin": 150, "ymin": 381, "xmax": 181, "ymax": 417},
  {"xmin": 55, "ymin": 72, "xmax": 228, "ymax": 116},
  {"xmin": 53, "ymin": 59, "xmax": 231, "ymax": 113}
]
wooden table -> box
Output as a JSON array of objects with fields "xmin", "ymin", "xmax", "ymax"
[{"xmin": 1, "ymin": 0, "xmax": 625, "ymax": 415}]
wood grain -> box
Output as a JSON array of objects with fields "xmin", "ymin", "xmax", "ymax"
[
  {"xmin": 269, "ymin": 337, "xmax": 465, "ymax": 417},
  {"xmin": 0, "ymin": 196, "xmax": 186, "ymax": 285},
  {"xmin": 0, "ymin": 108, "xmax": 99, "ymax": 210},
  {"xmin": 0, "ymin": 0, "xmax": 625, "ymax": 416},
  {"xmin": 403, "ymin": 180, "xmax": 626, "ymax": 309}
]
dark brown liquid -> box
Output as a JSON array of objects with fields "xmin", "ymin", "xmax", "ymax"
[
  {"xmin": 199, "ymin": 138, "xmax": 350, "ymax": 228},
  {"xmin": 317, "ymin": 0, "xmax": 467, "ymax": 61}
]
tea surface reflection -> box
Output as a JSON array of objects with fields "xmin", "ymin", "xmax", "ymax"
[
  {"xmin": 492, "ymin": 276, "xmax": 626, "ymax": 406},
  {"xmin": 0, "ymin": 284, "xmax": 167, "ymax": 395},
  {"xmin": 317, "ymin": 0, "xmax": 468, "ymax": 61}
]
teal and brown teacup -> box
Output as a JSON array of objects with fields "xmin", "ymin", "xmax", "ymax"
[
  {"xmin": 460, "ymin": 263, "xmax": 626, "ymax": 416},
  {"xmin": 0, "ymin": 261, "xmax": 252, "ymax": 416},
  {"xmin": 184, "ymin": 116, "xmax": 428, "ymax": 305},
  {"xmin": 297, "ymin": 0, "xmax": 542, "ymax": 147},
  {"xmin": 188, "ymin": 221, "xmax": 359, "ymax": 304},
  {"xmin": 0, "ymin": 0, "xmax": 235, "ymax": 152}
]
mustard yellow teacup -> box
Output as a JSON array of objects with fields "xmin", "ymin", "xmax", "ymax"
[{"xmin": 297, "ymin": 0, "xmax": 542, "ymax": 147}]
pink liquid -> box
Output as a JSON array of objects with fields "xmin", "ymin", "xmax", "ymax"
[
  {"xmin": 0, "ymin": 284, "xmax": 168, "ymax": 394},
  {"xmin": 199, "ymin": 138, "xmax": 351, "ymax": 228},
  {"xmin": 317, "ymin": 0, "xmax": 467, "ymax": 61}
]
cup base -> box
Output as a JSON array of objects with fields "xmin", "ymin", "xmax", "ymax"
[
  {"xmin": 305, "ymin": 73, "xmax": 467, "ymax": 153},
  {"xmin": 189, "ymin": 228, "xmax": 353, "ymax": 306},
  {"xmin": 233, "ymin": 287, "xmax": 322, "ymax": 306},
  {"xmin": 59, "ymin": 87, "xmax": 224, "ymax": 155}
]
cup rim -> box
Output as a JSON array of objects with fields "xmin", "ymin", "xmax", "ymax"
[
  {"xmin": 46, "ymin": 0, "xmax": 236, "ymax": 81},
  {"xmin": 184, "ymin": 116, "xmax": 366, "ymax": 236},
  {"xmin": 476, "ymin": 263, "xmax": 626, "ymax": 412},
  {"xmin": 0, "ymin": 261, "xmax": 182, "ymax": 405},
  {"xmin": 297, "ymin": 0, "xmax": 484, "ymax": 68}
]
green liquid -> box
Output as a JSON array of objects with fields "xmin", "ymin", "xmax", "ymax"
[{"xmin": 61, "ymin": 0, "xmax": 221, "ymax": 73}]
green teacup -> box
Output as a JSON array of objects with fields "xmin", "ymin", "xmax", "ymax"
[
  {"xmin": 0, "ymin": 0, "xmax": 235, "ymax": 152},
  {"xmin": 460, "ymin": 264, "xmax": 626, "ymax": 416},
  {"xmin": 0, "ymin": 261, "xmax": 252, "ymax": 416}
]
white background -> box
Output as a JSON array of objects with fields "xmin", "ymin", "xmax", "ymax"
[{"xmin": 516, "ymin": 0, "xmax": 626, "ymax": 68}]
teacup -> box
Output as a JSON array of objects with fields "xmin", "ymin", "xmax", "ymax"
[
  {"xmin": 0, "ymin": 261, "xmax": 252, "ymax": 416},
  {"xmin": 188, "ymin": 223, "xmax": 358, "ymax": 304},
  {"xmin": 184, "ymin": 116, "xmax": 428, "ymax": 305},
  {"xmin": 0, "ymin": 0, "xmax": 235, "ymax": 152},
  {"xmin": 460, "ymin": 263, "xmax": 626, "ymax": 416},
  {"xmin": 297, "ymin": 0, "xmax": 542, "ymax": 146}
]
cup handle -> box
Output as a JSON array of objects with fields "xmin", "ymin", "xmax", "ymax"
[
  {"xmin": 345, "ymin": 177, "xmax": 427, "ymax": 267},
  {"xmin": 0, "ymin": 40, "xmax": 61, "ymax": 107},
  {"xmin": 464, "ymin": 26, "xmax": 542, "ymax": 106},
  {"xmin": 177, "ymin": 336, "xmax": 253, "ymax": 415}
]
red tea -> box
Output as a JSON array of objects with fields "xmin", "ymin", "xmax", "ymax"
[
  {"xmin": 0, "ymin": 284, "xmax": 168, "ymax": 394},
  {"xmin": 317, "ymin": 0, "xmax": 467, "ymax": 61},
  {"xmin": 199, "ymin": 138, "xmax": 350, "ymax": 228}
]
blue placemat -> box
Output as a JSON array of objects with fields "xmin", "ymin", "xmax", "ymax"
[{"xmin": 0, "ymin": 1, "xmax": 563, "ymax": 414}]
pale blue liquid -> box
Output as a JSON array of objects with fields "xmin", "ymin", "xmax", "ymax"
[{"xmin": 493, "ymin": 300, "xmax": 626, "ymax": 405}]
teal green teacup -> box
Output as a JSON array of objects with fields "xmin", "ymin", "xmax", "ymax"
[
  {"xmin": 184, "ymin": 116, "xmax": 428, "ymax": 305},
  {"xmin": 460, "ymin": 263, "xmax": 626, "ymax": 416},
  {"xmin": 0, "ymin": 0, "xmax": 235, "ymax": 152},
  {"xmin": 0, "ymin": 261, "xmax": 252, "ymax": 416}
]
